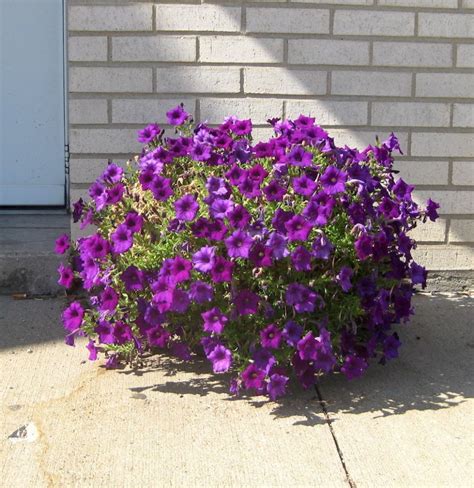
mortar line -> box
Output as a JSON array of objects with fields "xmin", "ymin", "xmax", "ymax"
[{"xmin": 315, "ymin": 385, "xmax": 357, "ymax": 488}]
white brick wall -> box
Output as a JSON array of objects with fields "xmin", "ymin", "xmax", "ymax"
[{"xmin": 68, "ymin": 0, "xmax": 474, "ymax": 272}]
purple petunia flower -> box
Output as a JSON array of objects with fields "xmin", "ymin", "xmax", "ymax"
[
  {"xmin": 166, "ymin": 105, "xmax": 189, "ymax": 126},
  {"xmin": 208, "ymin": 219, "xmax": 228, "ymax": 241},
  {"xmin": 336, "ymin": 266, "xmax": 353, "ymax": 292},
  {"xmin": 210, "ymin": 256, "xmax": 233, "ymax": 283},
  {"xmin": 263, "ymin": 180, "xmax": 287, "ymax": 202},
  {"xmin": 285, "ymin": 215, "xmax": 313, "ymax": 242},
  {"xmin": 231, "ymin": 118, "xmax": 252, "ymax": 136},
  {"xmin": 137, "ymin": 123, "xmax": 161, "ymax": 144},
  {"xmin": 267, "ymin": 374, "xmax": 289, "ymax": 401},
  {"xmin": 320, "ymin": 166, "xmax": 347, "ymax": 194},
  {"xmin": 150, "ymin": 175, "xmax": 173, "ymax": 201},
  {"xmin": 102, "ymin": 163, "xmax": 123, "ymax": 184},
  {"xmin": 192, "ymin": 246, "xmax": 216, "ymax": 273},
  {"xmin": 99, "ymin": 287, "xmax": 119, "ymax": 312},
  {"xmin": 248, "ymin": 164, "xmax": 268, "ymax": 184},
  {"xmin": 225, "ymin": 230, "xmax": 253, "ymax": 258},
  {"xmin": 266, "ymin": 232, "xmax": 289, "ymax": 260},
  {"xmin": 383, "ymin": 333, "xmax": 401, "ymax": 360},
  {"xmin": 202, "ymin": 307, "xmax": 228, "ymax": 334},
  {"xmin": 210, "ymin": 198, "xmax": 234, "ymax": 220},
  {"xmin": 171, "ymin": 289, "xmax": 190, "ymax": 313},
  {"xmin": 85, "ymin": 233, "xmax": 109, "ymax": 259},
  {"xmin": 285, "ymin": 283, "xmax": 323, "ymax": 313},
  {"xmin": 191, "ymin": 142, "xmax": 212, "ymax": 161},
  {"xmin": 241, "ymin": 364, "xmax": 266, "ymax": 390},
  {"xmin": 95, "ymin": 320, "xmax": 114, "ymax": 344},
  {"xmin": 208, "ymin": 344, "xmax": 232, "ymax": 373},
  {"xmin": 249, "ymin": 242, "xmax": 273, "ymax": 268},
  {"xmin": 72, "ymin": 198, "xmax": 84, "ymax": 223},
  {"xmin": 55, "ymin": 233, "xmax": 70, "ymax": 254},
  {"xmin": 225, "ymin": 165, "xmax": 247, "ymax": 186},
  {"xmin": 238, "ymin": 179, "xmax": 261, "ymax": 199},
  {"xmin": 189, "ymin": 280, "xmax": 214, "ymax": 304},
  {"xmin": 410, "ymin": 262, "xmax": 427, "ymax": 289},
  {"xmin": 292, "ymin": 175, "xmax": 317, "ymax": 197},
  {"xmin": 111, "ymin": 224, "xmax": 133, "ymax": 254},
  {"xmin": 425, "ymin": 198, "xmax": 440, "ymax": 222},
  {"xmin": 121, "ymin": 266, "xmax": 144, "ymax": 292},
  {"xmin": 206, "ymin": 176, "xmax": 228, "ymax": 196},
  {"xmin": 227, "ymin": 205, "xmax": 251, "ymax": 229},
  {"xmin": 341, "ymin": 355, "xmax": 368, "ymax": 380},
  {"xmin": 312, "ymin": 233, "xmax": 333, "ymax": 260},
  {"xmin": 283, "ymin": 320, "xmax": 303, "ymax": 347},
  {"xmin": 124, "ymin": 212, "xmax": 144, "ymax": 233},
  {"xmin": 147, "ymin": 325, "xmax": 170, "ymax": 348},
  {"xmin": 106, "ymin": 183, "xmax": 125, "ymax": 206},
  {"xmin": 234, "ymin": 289, "xmax": 260, "ymax": 315},
  {"xmin": 260, "ymin": 324, "xmax": 282, "ymax": 349},
  {"xmin": 355, "ymin": 233, "xmax": 373, "ymax": 261},
  {"xmin": 62, "ymin": 301, "xmax": 84, "ymax": 331},
  {"xmin": 86, "ymin": 340, "xmax": 98, "ymax": 361},
  {"xmin": 291, "ymin": 246, "xmax": 312, "ymax": 272},
  {"xmin": 58, "ymin": 263, "xmax": 74, "ymax": 288},
  {"xmin": 393, "ymin": 178, "xmax": 414, "ymax": 202},
  {"xmin": 287, "ymin": 145, "xmax": 313, "ymax": 167},
  {"xmin": 174, "ymin": 194, "xmax": 199, "ymax": 221},
  {"xmin": 171, "ymin": 256, "xmax": 192, "ymax": 282},
  {"xmin": 89, "ymin": 181, "xmax": 107, "ymax": 211}
]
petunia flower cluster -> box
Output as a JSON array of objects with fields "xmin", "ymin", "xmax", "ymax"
[{"xmin": 56, "ymin": 104, "xmax": 440, "ymax": 400}]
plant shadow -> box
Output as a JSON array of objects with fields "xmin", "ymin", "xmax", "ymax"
[{"xmin": 117, "ymin": 294, "xmax": 473, "ymax": 426}]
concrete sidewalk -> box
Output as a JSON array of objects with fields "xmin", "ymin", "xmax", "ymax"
[{"xmin": 0, "ymin": 293, "xmax": 472, "ymax": 487}]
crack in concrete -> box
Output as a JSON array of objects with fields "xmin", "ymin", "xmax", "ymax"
[{"xmin": 315, "ymin": 385, "xmax": 357, "ymax": 488}]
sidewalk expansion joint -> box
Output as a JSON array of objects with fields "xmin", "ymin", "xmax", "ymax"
[{"xmin": 315, "ymin": 385, "xmax": 357, "ymax": 488}]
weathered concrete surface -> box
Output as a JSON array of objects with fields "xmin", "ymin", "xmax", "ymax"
[
  {"xmin": 0, "ymin": 215, "xmax": 69, "ymax": 295},
  {"xmin": 0, "ymin": 294, "xmax": 472, "ymax": 487},
  {"xmin": 0, "ymin": 296, "xmax": 346, "ymax": 488},
  {"xmin": 318, "ymin": 293, "xmax": 474, "ymax": 488}
]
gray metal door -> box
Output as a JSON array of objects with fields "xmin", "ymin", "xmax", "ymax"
[{"xmin": 0, "ymin": 0, "xmax": 66, "ymax": 206}]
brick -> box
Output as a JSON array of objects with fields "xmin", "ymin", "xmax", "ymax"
[
  {"xmin": 413, "ymin": 190, "xmax": 474, "ymax": 214},
  {"xmin": 378, "ymin": 0, "xmax": 457, "ymax": 6},
  {"xmin": 416, "ymin": 74, "xmax": 473, "ymax": 98},
  {"xmin": 412, "ymin": 246, "xmax": 474, "ymax": 270},
  {"xmin": 200, "ymin": 98, "xmax": 283, "ymax": 124},
  {"xmin": 334, "ymin": 10, "xmax": 414, "ymax": 36},
  {"xmin": 457, "ymin": 44, "xmax": 474, "ymax": 68},
  {"xmin": 449, "ymin": 220, "xmax": 474, "ymax": 243},
  {"xmin": 452, "ymin": 161, "xmax": 474, "ymax": 186},
  {"xmin": 69, "ymin": 68, "xmax": 153, "ymax": 93},
  {"xmin": 288, "ymin": 39, "xmax": 369, "ymax": 66},
  {"xmin": 244, "ymin": 68, "xmax": 327, "ymax": 95},
  {"xmin": 329, "ymin": 130, "xmax": 408, "ymax": 151},
  {"xmin": 412, "ymin": 133, "xmax": 474, "ymax": 158},
  {"xmin": 290, "ymin": 0, "xmax": 373, "ymax": 4},
  {"xmin": 372, "ymin": 102, "xmax": 450, "ymax": 127},
  {"xmin": 373, "ymin": 42, "xmax": 452, "ymax": 68},
  {"xmin": 69, "ymin": 99, "xmax": 108, "ymax": 125},
  {"xmin": 69, "ymin": 129, "xmax": 142, "ymax": 154},
  {"xmin": 252, "ymin": 127, "xmax": 277, "ymax": 142},
  {"xmin": 409, "ymin": 219, "xmax": 446, "ymax": 243},
  {"xmin": 69, "ymin": 5, "xmax": 152, "ymax": 31},
  {"xmin": 332, "ymin": 71, "xmax": 411, "ymax": 97},
  {"xmin": 286, "ymin": 100, "xmax": 368, "ymax": 125},
  {"xmin": 246, "ymin": 8, "xmax": 329, "ymax": 34},
  {"xmin": 112, "ymin": 99, "xmax": 196, "ymax": 124},
  {"xmin": 155, "ymin": 5, "xmax": 240, "ymax": 32},
  {"xmin": 453, "ymin": 104, "xmax": 474, "ymax": 128},
  {"xmin": 394, "ymin": 160, "xmax": 449, "ymax": 185},
  {"xmin": 418, "ymin": 13, "xmax": 474, "ymax": 38},
  {"xmin": 68, "ymin": 37, "xmax": 107, "ymax": 62},
  {"xmin": 70, "ymin": 159, "xmax": 112, "ymax": 184},
  {"xmin": 156, "ymin": 67, "xmax": 240, "ymax": 94},
  {"xmin": 112, "ymin": 36, "xmax": 196, "ymax": 62},
  {"xmin": 200, "ymin": 36, "xmax": 283, "ymax": 63},
  {"xmin": 463, "ymin": 0, "xmax": 474, "ymax": 7}
]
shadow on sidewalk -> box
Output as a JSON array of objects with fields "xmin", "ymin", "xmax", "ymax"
[{"xmin": 120, "ymin": 294, "xmax": 473, "ymax": 425}]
